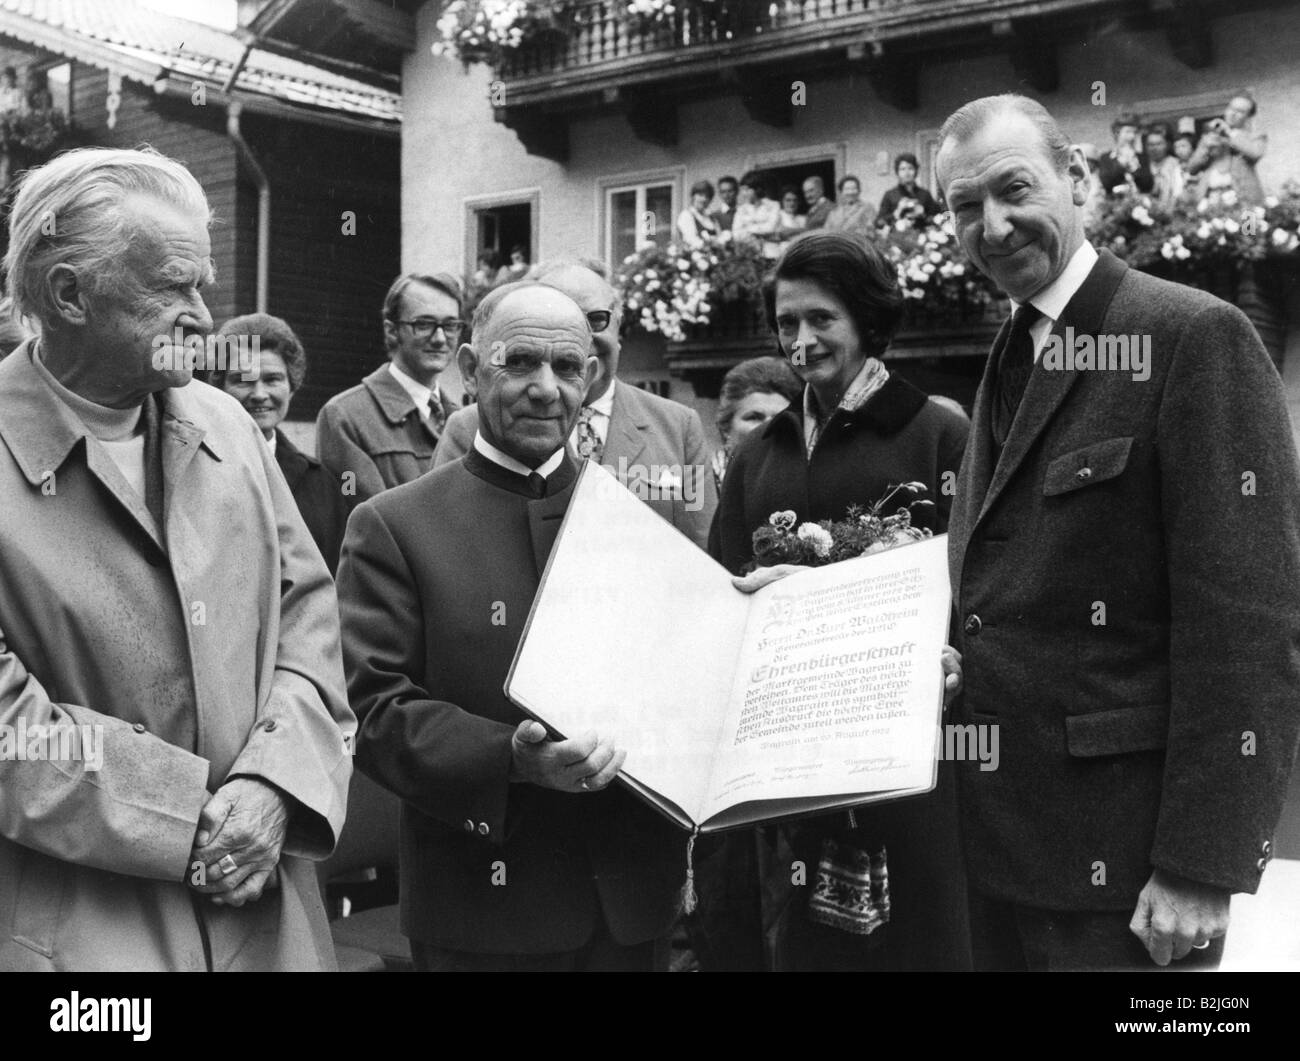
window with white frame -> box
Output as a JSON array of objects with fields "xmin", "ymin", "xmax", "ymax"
[{"xmin": 601, "ymin": 172, "xmax": 680, "ymax": 267}]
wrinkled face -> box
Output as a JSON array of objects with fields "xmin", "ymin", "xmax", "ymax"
[
  {"xmin": 802, "ymin": 179, "xmax": 822, "ymax": 205},
  {"xmin": 782, "ymin": 191, "xmax": 800, "ymax": 213},
  {"xmin": 727, "ymin": 390, "xmax": 791, "ymax": 447},
  {"xmin": 839, "ymin": 179, "xmax": 861, "ymax": 205},
  {"xmin": 221, "ymin": 348, "xmax": 292, "ymax": 436},
  {"xmin": 1145, "ymin": 132, "xmax": 1169, "ymax": 163},
  {"xmin": 1224, "ymin": 96, "xmax": 1253, "ymax": 129},
  {"xmin": 538, "ymin": 264, "xmax": 621, "ymax": 381},
  {"xmin": 775, "ymin": 277, "xmax": 865, "ymax": 400},
  {"xmin": 938, "ymin": 112, "xmax": 1088, "ymax": 304},
  {"xmin": 896, "ymin": 160, "xmax": 918, "ymax": 186},
  {"xmin": 385, "ymin": 281, "xmax": 459, "ymax": 381},
  {"xmin": 470, "ymin": 287, "xmax": 596, "ymax": 467},
  {"xmin": 88, "ymin": 195, "xmax": 214, "ymax": 406},
  {"xmin": 1173, "ymin": 137, "xmax": 1194, "ymax": 161},
  {"xmin": 718, "ymin": 181, "xmax": 738, "ymax": 207}
]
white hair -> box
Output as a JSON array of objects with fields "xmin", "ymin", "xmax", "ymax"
[{"xmin": 4, "ymin": 146, "xmax": 211, "ymax": 327}]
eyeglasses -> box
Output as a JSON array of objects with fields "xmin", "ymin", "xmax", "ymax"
[
  {"xmin": 396, "ymin": 318, "xmax": 466, "ymax": 339},
  {"xmin": 586, "ymin": 310, "xmax": 613, "ymax": 333}
]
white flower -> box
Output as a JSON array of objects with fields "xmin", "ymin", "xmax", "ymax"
[
  {"xmin": 796, "ymin": 523, "xmax": 833, "ymax": 558},
  {"xmin": 1130, "ymin": 205, "xmax": 1153, "ymax": 226},
  {"xmin": 1272, "ymin": 227, "xmax": 1292, "ymax": 247}
]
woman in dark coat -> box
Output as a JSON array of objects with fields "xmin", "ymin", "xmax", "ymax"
[
  {"xmin": 213, "ymin": 314, "xmax": 350, "ymax": 576},
  {"xmin": 702, "ymin": 229, "xmax": 971, "ymax": 971}
]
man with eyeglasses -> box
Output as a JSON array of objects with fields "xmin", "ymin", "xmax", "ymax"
[
  {"xmin": 435, "ymin": 258, "xmax": 718, "ymax": 550},
  {"xmin": 316, "ymin": 272, "xmax": 465, "ymax": 501}
]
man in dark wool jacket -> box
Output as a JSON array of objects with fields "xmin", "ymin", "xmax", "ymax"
[
  {"xmin": 937, "ymin": 93, "xmax": 1300, "ymax": 970},
  {"xmin": 337, "ymin": 281, "xmax": 685, "ymax": 971}
]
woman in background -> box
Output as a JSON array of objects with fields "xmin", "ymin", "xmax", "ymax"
[
  {"xmin": 677, "ymin": 179, "xmax": 722, "ymax": 247},
  {"xmin": 710, "ymin": 356, "xmax": 803, "ymax": 489},
  {"xmin": 213, "ymin": 313, "xmax": 350, "ymax": 575}
]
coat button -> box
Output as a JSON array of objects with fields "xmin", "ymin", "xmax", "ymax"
[
  {"xmin": 263, "ymin": 720, "xmax": 277, "ymax": 732},
  {"xmin": 1257, "ymin": 857, "xmax": 1267, "ymax": 872},
  {"xmin": 1262, "ymin": 839, "xmax": 1272, "ymax": 856},
  {"xmin": 963, "ymin": 614, "xmax": 982, "ymax": 636},
  {"xmin": 463, "ymin": 819, "xmax": 474, "ymax": 833},
  {"xmin": 133, "ymin": 723, "xmax": 146, "ymax": 734},
  {"xmin": 477, "ymin": 822, "xmax": 489, "ymax": 836},
  {"xmin": 1076, "ymin": 467, "xmax": 1092, "ymax": 481}
]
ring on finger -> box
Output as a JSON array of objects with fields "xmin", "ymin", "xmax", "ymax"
[
  {"xmin": 1193, "ymin": 940, "xmax": 1210, "ymax": 950},
  {"xmin": 218, "ymin": 854, "xmax": 238, "ymax": 875},
  {"xmin": 579, "ymin": 777, "xmax": 591, "ymax": 791}
]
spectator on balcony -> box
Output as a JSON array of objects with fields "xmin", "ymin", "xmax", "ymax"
[
  {"xmin": 469, "ymin": 249, "xmax": 499, "ymax": 300},
  {"xmin": 1188, "ymin": 94, "xmax": 1267, "ymax": 205},
  {"xmin": 732, "ymin": 172, "xmax": 783, "ymax": 259},
  {"xmin": 677, "ymin": 180, "xmax": 723, "ymax": 248},
  {"xmin": 879, "ymin": 153, "xmax": 941, "ymax": 227},
  {"xmin": 0, "ymin": 66, "xmax": 25, "ymax": 117},
  {"xmin": 774, "ymin": 185, "xmax": 807, "ymax": 248},
  {"xmin": 1097, "ymin": 113, "xmax": 1153, "ymax": 198},
  {"xmin": 823, "ymin": 175, "xmax": 875, "ymax": 238},
  {"xmin": 802, "ymin": 176, "xmax": 833, "ymax": 229},
  {"xmin": 1143, "ymin": 124, "xmax": 1184, "ymax": 214},
  {"xmin": 709, "ymin": 356, "xmax": 803, "ymax": 489},
  {"xmin": 24, "ymin": 69, "xmax": 51, "ymax": 115},
  {"xmin": 495, "ymin": 244, "xmax": 530, "ymax": 285},
  {"xmin": 710, "ymin": 175, "xmax": 739, "ymax": 232}
]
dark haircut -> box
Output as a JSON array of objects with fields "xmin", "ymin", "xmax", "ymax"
[
  {"xmin": 1109, "ymin": 111, "xmax": 1141, "ymax": 136},
  {"xmin": 716, "ymin": 356, "xmax": 803, "ymax": 439},
  {"xmin": 779, "ymin": 184, "xmax": 801, "ymax": 203},
  {"xmin": 477, "ymin": 248, "xmax": 499, "ymax": 270},
  {"xmin": 837, "ymin": 174, "xmax": 861, "ymax": 192},
  {"xmin": 717, "ymin": 175, "xmax": 739, "ymax": 189},
  {"xmin": 690, "ymin": 179, "xmax": 715, "ymax": 199},
  {"xmin": 1172, "ymin": 131, "xmax": 1198, "ymax": 149},
  {"xmin": 213, "ymin": 312, "xmax": 306, "ymax": 392},
  {"xmin": 739, "ymin": 170, "xmax": 766, "ymax": 197},
  {"xmin": 382, "ymin": 272, "xmax": 463, "ymax": 323},
  {"xmin": 762, "ymin": 230, "xmax": 903, "ymax": 361},
  {"xmin": 894, "ymin": 152, "xmax": 920, "ymax": 173},
  {"xmin": 937, "ymin": 94, "xmax": 1072, "ymax": 183}
]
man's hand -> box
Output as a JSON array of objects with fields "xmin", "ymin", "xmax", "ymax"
[
  {"xmin": 511, "ymin": 720, "xmax": 625, "ymax": 793},
  {"xmin": 1129, "ymin": 868, "xmax": 1231, "ymax": 965},
  {"xmin": 731, "ymin": 563, "xmax": 808, "ymax": 594},
  {"xmin": 941, "ymin": 645, "xmax": 962, "ymax": 707},
  {"xmin": 189, "ymin": 778, "xmax": 291, "ymax": 907}
]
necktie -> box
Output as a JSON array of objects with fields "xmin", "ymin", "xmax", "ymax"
[
  {"xmin": 426, "ymin": 396, "xmax": 445, "ymax": 435},
  {"xmin": 992, "ymin": 303, "xmax": 1044, "ymax": 447},
  {"xmin": 576, "ymin": 406, "xmax": 603, "ymax": 463},
  {"xmin": 526, "ymin": 471, "xmax": 547, "ymax": 499}
]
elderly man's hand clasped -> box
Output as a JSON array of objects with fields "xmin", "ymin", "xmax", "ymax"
[
  {"xmin": 510, "ymin": 720, "xmax": 626, "ymax": 793},
  {"xmin": 189, "ymin": 777, "xmax": 292, "ymax": 907}
]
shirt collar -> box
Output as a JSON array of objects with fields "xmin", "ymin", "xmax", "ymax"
[
  {"xmin": 387, "ymin": 360, "xmax": 439, "ymax": 414},
  {"xmin": 472, "ymin": 430, "xmax": 566, "ymax": 480},
  {"xmin": 264, "ymin": 430, "xmax": 277, "ymax": 454},
  {"xmin": 1012, "ymin": 240, "xmax": 1098, "ymax": 323},
  {"xmin": 587, "ymin": 377, "xmax": 616, "ymax": 418}
]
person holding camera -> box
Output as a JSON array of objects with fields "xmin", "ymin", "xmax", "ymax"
[{"xmin": 1188, "ymin": 94, "xmax": 1267, "ymax": 204}]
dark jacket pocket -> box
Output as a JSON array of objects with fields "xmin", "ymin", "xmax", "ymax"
[
  {"xmin": 1043, "ymin": 436, "xmax": 1133, "ymax": 496},
  {"xmin": 1065, "ymin": 703, "xmax": 1169, "ymax": 757}
]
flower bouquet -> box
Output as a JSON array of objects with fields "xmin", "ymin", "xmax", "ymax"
[{"xmin": 748, "ymin": 483, "xmax": 934, "ymax": 572}]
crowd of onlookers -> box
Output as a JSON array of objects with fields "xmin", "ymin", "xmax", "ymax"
[
  {"xmin": 674, "ymin": 154, "xmax": 945, "ymax": 259},
  {"xmin": 1081, "ymin": 93, "xmax": 1269, "ymax": 224}
]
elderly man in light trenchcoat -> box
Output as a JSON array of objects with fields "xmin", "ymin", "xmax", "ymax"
[{"xmin": 0, "ymin": 147, "xmax": 355, "ymax": 971}]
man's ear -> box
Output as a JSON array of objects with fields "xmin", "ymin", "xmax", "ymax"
[
  {"xmin": 456, "ymin": 342, "xmax": 478, "ymax": 390},
  {"xmin": 46, "ymin": 264, "xmax": 89, "ymax": 326},
  {"xmin": 581, "ymin": 353, "xmax": 602, "ymax": 401},
  {"xmin": 382, "ymin": 318, "xmax": 398, "ymax": 353},
  {"xmin": 1066, "ymin": 145, "xmax": 1091, "ymax": 206}
]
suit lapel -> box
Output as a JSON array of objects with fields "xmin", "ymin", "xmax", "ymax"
[
  {"xmin": 974, "ymin": 250, "xmax": 1130, "ymax": 528},
  {"xmin": 602, "ymin": 384, "xmax": 647, "ymax": 469}
]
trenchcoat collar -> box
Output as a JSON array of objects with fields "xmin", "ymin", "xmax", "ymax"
[{"xmin": 0, "ymin": 340, "xmax": 226, "ymax": 550}]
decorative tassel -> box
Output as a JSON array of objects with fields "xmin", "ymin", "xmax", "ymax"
[
  {"xmin": 847, "ymin": 807, "xmax": 858, "ymax": 830},
  {"xmin": 681, "ymin": 827, "xmax": 700, "ymax": 914}
]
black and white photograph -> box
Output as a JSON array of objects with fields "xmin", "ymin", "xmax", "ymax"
[{"xmin": 0, "ymin": 0, "xmax": 1297, "ymax": 1030}]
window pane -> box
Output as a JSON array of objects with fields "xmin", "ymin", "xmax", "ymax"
[
  {"xmin": 610, "ymin": 189, "xmax": 638, "ymax": 264},
  {"xmin": 645, "ymin": 184, "xmax": 673, "ymax": 245}
]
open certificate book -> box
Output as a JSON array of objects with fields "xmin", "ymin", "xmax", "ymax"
[{"xmin": 506, "ymin": 461, "xmax": 952, "ymax": 833}]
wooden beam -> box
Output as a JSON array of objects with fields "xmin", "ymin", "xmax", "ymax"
[
  {"xmin": 1166, "ymin": 0, "xmax": 1213, "ymax": 69},
  {"xmin": 1008, "ymin": 21, "xmax": 1059, "ymax": 94},
  {"xmin": 736, "ymin": 67, "xmax": 793, "ymax": 129},
  {"xmin": 494, "ymin": 107, "xmax": 569, "ymax": 163},
  {"xmin": 622, "ymin": 88, "xmax": 677, "ymax": 147}
]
